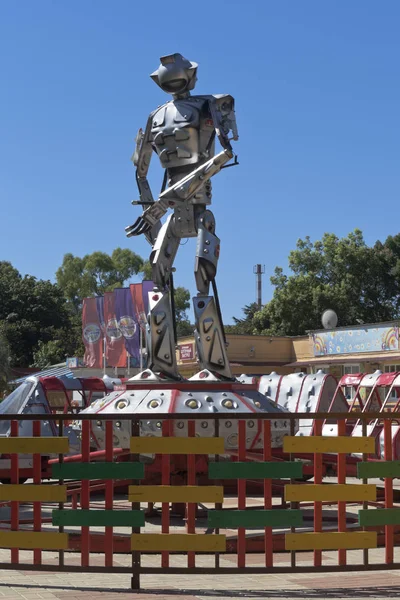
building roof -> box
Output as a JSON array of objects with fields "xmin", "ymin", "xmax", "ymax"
[{"xmin": 11, "ymin": 363, "xmax": 74, "ymax": 384}]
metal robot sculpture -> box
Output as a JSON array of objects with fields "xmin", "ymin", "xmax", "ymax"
[
  {"xmin": 0, "ymin": 57, "xmax": 294, "ymax": 464},
  {"xmin": 126, "ymin": 53, "xmax": 239, "ymax": 381}
]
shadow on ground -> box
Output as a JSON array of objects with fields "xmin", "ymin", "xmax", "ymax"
[
  {"xmin": 2, "ymin": 583, "xmax": 400, "ymax": 598},
  {"xmin": 140, "ymin": 587, "xmax": 400, "ymax": 598}
]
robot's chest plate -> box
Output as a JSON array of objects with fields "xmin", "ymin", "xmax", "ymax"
[{"xmin": 151, "ymin": 99, "xmax": 210, "ymax": 168}]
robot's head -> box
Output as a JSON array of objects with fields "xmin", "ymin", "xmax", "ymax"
[{"xmin": 150, "ymin": 53, "xmax": 198, "ymax": 95}]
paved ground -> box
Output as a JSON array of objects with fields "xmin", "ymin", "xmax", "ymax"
[
  {"xmin": 1, "ymin": 549, "xmax": 400, "ymax": 599},
  {"xmin": 1, "ymin": 567, "xmax": 400, "ymax": 599}
]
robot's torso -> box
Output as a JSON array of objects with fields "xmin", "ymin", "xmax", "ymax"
[
  {"xmin": 151, "ymin": 96, "xmax": 214, "ymax": 170},
  {"xmin": 150, "ymin": 94, "xmax": 234, "ymax": 205}
]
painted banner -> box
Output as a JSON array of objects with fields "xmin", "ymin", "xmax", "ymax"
[
  {"xmin": 142, "ymin": 280, "xmax": 154, "ymax": 316},
  {"xmin": 130, "ymin": 281, "xmax": 154, "ymax": 329},
  {"xmin": 114, "ymin": 287, "xmax": 140, "ymax": 366},
  {"xmin": 96, "ymin": 296, "xmax": 105, "ymax": 332},
  {"xmin": 82, "ymin": 297, "xmax": 103, "ymax": 368},
  {"xmin": 313, "ymin": 324, "xmax": 399, "ymax": 356},
  {"xmin": 104, "ymin": 292, "xmax": 127, "ymax": 367}
]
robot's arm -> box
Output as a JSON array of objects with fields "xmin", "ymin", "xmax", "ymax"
[
  {"xmin": 128, "ymin": 148, "xmax": 234, "ymax": 233},
  {"xmin": 131, "ymin": 114, "xmax": 155, "ymax": 206},
  {"xmin": 126, "ymin": 113, "xmax": 163, "ymax": 242},
  {"xmin": 208, "ymin": 94, "xmax": 239, "ymax": 154}
]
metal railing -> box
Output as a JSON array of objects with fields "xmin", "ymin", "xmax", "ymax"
[{"xmin": 0, "ymin": 411, "xmax": 399, "ymax": 590}]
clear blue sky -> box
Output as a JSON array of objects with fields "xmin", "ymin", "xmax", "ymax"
[{"xmin": 1, "ymin": 1, "xmax": 399, "ymax": 323}]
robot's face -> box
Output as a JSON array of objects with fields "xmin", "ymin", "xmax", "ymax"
[
  {"xmin": 151, "ymin": 53, "xmax": 198, "ymax": 95},
  {"xmin": 158, "ymin": 70, "xmax": 188, "ymax": 94}
]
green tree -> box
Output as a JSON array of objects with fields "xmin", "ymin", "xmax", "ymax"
[
  {"xmin": 141, "ymin": 260, "xmax": 153, "ymax": 281},
  {"xmin": 0, "ymin": 334, "xmax": 10, "ymax": 393},
  {"xmin": 61, "ymin": 312, "xmax": 85, "ymax": 358},
  {"xmin": 32, "ymin": 340, "xmax": 65, "ymax": 369},
  {"xmin": 0, "ymin": 262, "xmax": 22, "ymax": 319},
  {"xmin": 0, "ymin": 262, "xmax": 71, "ymax": 367},
  {"xmin": 225, "ymin": 302, "xmax": 260, "ymax": 334},
  {"xmin": 56, "ymin": 248, "xmax": 145, "ymax": 312},
  {"xmin": 174, "ymin": 286, "xmax": 193, "ymax": 337},
  {"xmin": 253, "ymin": 230, "xmax": 400, "ymax": 336}
]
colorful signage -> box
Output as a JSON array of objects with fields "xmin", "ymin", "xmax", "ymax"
[
  {"xmin": 313, "ymin": 325, "xmax": 399, "ymax": 356},
  {"xmin": 66, "ymin": 357, "xmax": 84, "ymax": 369},
  {"xmin": 179, "ymin": 343, "xmax": 195, "ymax": 362}
]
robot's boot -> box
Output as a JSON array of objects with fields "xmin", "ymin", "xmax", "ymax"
[
  {"xmin": 193, "ymin": 295, "xmax": 232, "ymax": 379},
  {"xmin": 193, "ymin": 210, "xmax": 232, "ymax": 379},
  {"xmin": 146, "ymin": 289, "xmax": 180, "ymax": 380}
]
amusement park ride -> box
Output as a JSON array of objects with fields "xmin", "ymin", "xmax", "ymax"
[
  {"xmin": 2, "ymin": 364, "xmax": 400, "ymax": 482},
  {"xmin": 1, "ymin": 55, "xmax": 400, "ymax": 557}
]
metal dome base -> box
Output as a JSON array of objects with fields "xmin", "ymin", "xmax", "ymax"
[{"xmin": 82, "ymin": 369, "xmax": 293, "ymax": 451}]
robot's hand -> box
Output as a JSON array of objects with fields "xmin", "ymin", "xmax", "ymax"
[
  {"xmin": 125, "ymin": 215, "xmax": 152, "ymax": 237},
  {"xmin": 142, "ymin": 199, "xmax": 168, "ymax": 225},
  {"xmin": 125, "ymin": 200, "xmax": 168, "ymax": 238}
]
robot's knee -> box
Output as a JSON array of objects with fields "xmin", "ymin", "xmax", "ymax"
[
  {"xmin": 195, "ymin": 258, "xmax": 217, "ymax": 295},
  {"xmin": 197, "ymin": 210, "xmax": 216, "ymax": 233}
]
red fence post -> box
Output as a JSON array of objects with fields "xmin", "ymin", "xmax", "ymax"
[
  {"xmin": 313, "ymin": 418, "xmax": 323, "ymax": 567},
  {"xmin": 81, "ymin": 420, "xmax": 90, "ymax": 567},
  {"xmin": 289, "ymin": 418, "xmax": 296, "ymax": 569},
  {"xmin": 131, "ymin": 419, "xmax": 141, "ymax": 591},
  {"xmin": 384, "ymin": 418, "xmax": 394, "ymax": 564},
  {"xmin": 214, "ymin": 419, "xmax": 221, "ymax": 569},
  {"xmin": 58, "ymin": 417, "xmax": 65, "ymax": 568},
  {"xmin": 10, "ymin": 420, "xmax": 19, "ymax": 566},
  {"xmin": 263, "ymin": 419, "xmax": 273, "ymax": 567},
  {"xmin": 161, "ymin": 420, "xmax": 171, "ymax": 569},
  {"xmin": 361, "ymin": 418, "xmax": 369, "ymax": 567},
  {"xmin": 33, "ymin": 420, "xmax": 42, "ymax": 565},
  {"xmin": 105, "ymin": 420, "xmax": 114, "ymax": 567},
  {"xmin": 337, "ymin": 418, "xmax": 347, "ymax": 566},
  {"xmin": 237, "ymin": 419, "xmax": 246, "ymax": 568},
  {"xmin": 187, "ymin": 420, "xmax": 196, "ymax": 568}
]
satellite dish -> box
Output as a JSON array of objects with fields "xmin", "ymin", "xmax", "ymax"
[{"xmin": 321, "ymin": 309, "xmax": 338, "ymax": 329}]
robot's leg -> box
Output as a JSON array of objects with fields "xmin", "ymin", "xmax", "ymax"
[
  {"xmin": 146, "ymin": 214, "xmax": 181, "ymax": 379},
  {"xmin": 193, "ymin": 210, "xmax": 232, "ymax": 379}
]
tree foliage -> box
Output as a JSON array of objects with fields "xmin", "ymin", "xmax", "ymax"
[
  {"xmin": 0, "ymin": 334, "xmax": 10, "ymax": 392},
  {"xmin": 0, "ymin": 261, "xmax": 72, "ymax": 367},
  {"xmin": 174, "ymin": 286, "xmax": 193, "ymax": 337},
  {"xmin": 252, "ymin": 230, "xmax": 400, "ymax": 336},
  {"xmin": 32, "ymin": 340, "xmax": 65, "ymax": 370},
  {"xmin": 225, "ymin": 303, "xmax": 259, "ymax": 335},
  {"xmin": 56, "ymin": 248, "xmax": 145, "ymax": 312},
  {"xmin": 141, "ymin": 260, "xmax": 153, "ymax": 281}
]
